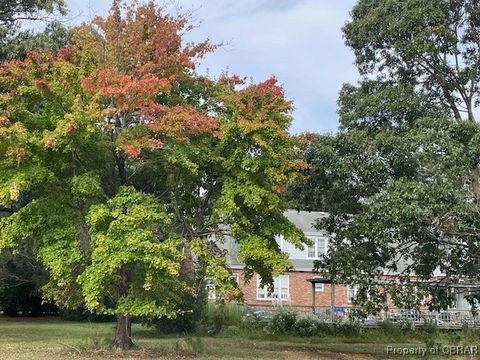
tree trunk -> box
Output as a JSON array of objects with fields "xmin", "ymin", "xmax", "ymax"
[
  {"xmin": 114, "ymin": 152, "xmax": 128, "ymax": 185},
  {"xmin": 113, "ymin": 314, "xmax": 133, "ymax": 350},
  {"xmin": 471, "ymin": 166, "xmax": 480, "ymax": 203},
  {"xmin": 114, "ymin": 268, "xmax": 133, "ymax": 350}
]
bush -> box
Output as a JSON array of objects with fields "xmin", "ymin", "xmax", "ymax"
[
  {"xmin": 201, "ymin": 303, "xmax": 244, "ymax": 335},
  {"xmin": 398, "ymin": 319, "xmax": 415, "ymax": 332},
  {"xmin": 421, "ymin": 319, "xmax": 439, "ymax": 335},
  {"xmin": 0, "ymin": 250, "xmax": 57, "ymax": 316},
  {"xmin": 317, "ymin": 321, "xmax": 334, "ymax": 336},
  {"xmin": 269, "ymin": 308, "xmax": 298, "ymax": 334},
  {"xmin": 293, "ymin": 314, "xmax": 320, "ymax": 337},
  {"xmin": 152, "ymin": 291, "xmax": 206, "ymax": 334},
  {"xmin": 459, "ymin": 325, "xmax": 480, "ymax": 343},
  {"xmin": 58, "ymin": 308, "xmax": 115, "ymax": 322},
  {"xmin": 148, "ymin": 269, "xmax": 210, "ymax": 334},
  {"xmin": 0, "ymin": 284, "xmax": 57, "ymax": 316},
  {"xmin": 242, "ymin": 312, "xmax": 266, "ymax": 330},
  {"xmin": 334, "ymin": 319, "xmax": 362, "ymax": 337}
]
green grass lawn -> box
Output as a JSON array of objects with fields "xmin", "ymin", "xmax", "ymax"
[{"xmin": 0, "ymin": 317, "xmax": 476, "ymax": 359}]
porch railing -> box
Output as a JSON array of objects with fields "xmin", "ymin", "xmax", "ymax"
[{"xmin": 243, "ymin": 303, "xmax": 480, "ymax": 328}]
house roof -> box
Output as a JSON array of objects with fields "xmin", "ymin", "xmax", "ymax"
[{"xmin": 283, "ymin": 209, "xmax": 328, "ymax": 233}]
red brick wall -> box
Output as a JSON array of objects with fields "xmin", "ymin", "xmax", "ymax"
[{"xmin": 232, "ymin": 269, "xmax": 352, "ymax": 308}]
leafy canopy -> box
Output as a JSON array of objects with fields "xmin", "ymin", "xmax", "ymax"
[
  {"xmin": 0, "ymin": 0, "xmax": 305, "ymax": 321},
  {"xmin": 0, "ymin": 0, "xmax": 66, "ymax": 24},
  {"xmin": 288, "ymin": 0, "xmax": 480, "ymax": 313}
]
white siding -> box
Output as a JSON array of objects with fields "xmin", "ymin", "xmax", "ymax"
[{"xmin": 277, "ymin": 233, "xmax": 329, "ymax": 260}]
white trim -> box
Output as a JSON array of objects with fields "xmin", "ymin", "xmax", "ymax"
[
  {"xmin": 228, "ymin": 265, "xmax": 244, "ymax": 270},
  {"xmin": 303, "ymin": 231, "xmax": 326, "ymax": 236},
  {"xmin": 347, "ymin": 285, "xmax": 358, "ymax": 304},
  {"xmin": 314, "ymin": 282, "xmax": 324, "ymax": 292},
  {"xmin": 206, "ymin": 277, "xmax": 216, "ymax": 300},
  {"xmin": 256, "ymin": 274, "xmax": 290, "ymax": 301},
  {"xmin": 306, "ymin": 236, "xmax": 328, "ymax": 259},
  {"xmin": 206, "ymin": 272, "xmax": 239, "ymax": 300}
]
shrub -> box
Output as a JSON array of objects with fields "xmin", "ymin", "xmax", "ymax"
[
  {"xmin": 58, "ymin": 308, "xmax": 115, "ymax": 322},
  {"xmin": 201, "ymin": 303, "xmax": 244, "ymax": 335},
  {"xmin": 317, "ymin": 320, "xmax": 334, "ymax": 336},
  {"xmin": 421, "ymin": 319, "xmax": 439, "ymax": 335},
  {"xmin": 293, "ymin": 314, "xmax": 320, "ymax": 337},
  {"xmin": 0, "ymin": 250, "xmax": 57, "ymax": 316},
  {"xmin": 334, "ymin": 319, "xmax": 362, "ymax": 337},
  {"xmin": 269, "ymin": 308, "xmax": 298, "ymax": 334},
  {"xmin": 455, "ymin": 326, "xmax": 480, "ymax": 345},
  {"xmin": 398, "ymin": 319, "xmax": 415, "ymax": 332},
  {"xmin": 152, "ymin": 290, "xmax": 206, "ymax": 334},
  {"xmin": 242, "ymin": 312, "xmax": 266, "ymax": 330},
  {"xmin": 378, "ymin": 320, "xmax": 404, "ymax": 338}
]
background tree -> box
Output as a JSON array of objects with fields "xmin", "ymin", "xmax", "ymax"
[
  {"xmin": 0, "ymin": 0, "xmax": 68, "ymax": 62},
  {"xmin": 0, "ymin": 1, "xmax": 305, "ymax": 349},
  {"xmin": 0, "ymin": 0, "xmax": 69, "ymax": 316},
  {"xmin": 0, "ymin": 20, "xmax": 70, "ymax": 61},
  {"xmin": 0, "ymin": 246, "xmax": 54, "ymax": 316},
  {"xmin": 288, "ymin": 0, "xmax": 480, "ymax": 313},
  {"xmin": 344, "ymin": 0, "xmax": 480, "ymax": 122},
  {"xmin": 0, "ymin": 0, "xmax": 65, "ymax": 24}
]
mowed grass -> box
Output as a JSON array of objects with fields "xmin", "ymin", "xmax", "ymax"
[{"xmin": 0, "ymin": 317, "xmax": 474, "ymax": 360}]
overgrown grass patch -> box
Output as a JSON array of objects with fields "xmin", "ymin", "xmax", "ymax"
[{"xmin": 0, "ymin": 317, "xmax": 477, "ymax": 359}]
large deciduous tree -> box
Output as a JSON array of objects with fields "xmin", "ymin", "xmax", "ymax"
[
  {"xmin": 288, "ymin": 0, "xmax": 480, "ymax": 314},
  {"xmin": 344, "ymin": 0, "xmax": 480, "ymax": 123},
  {"xmin": 0, "ymin": 1, "xmax": 305, "ymax": 349}
]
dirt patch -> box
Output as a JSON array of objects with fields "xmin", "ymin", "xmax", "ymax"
[
  {"xmin": 283, "ymin": 352, "xmax": 375, "ymax": 360},
  {"xmin": 229, "ymin": 341, "xmax": 379, "ymax": 359}
]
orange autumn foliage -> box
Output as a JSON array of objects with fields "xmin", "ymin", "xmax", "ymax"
[
  {"xmin": 81, "ymin": 68, "xmax": 173, "ymax": 112},
  {"xmin": 117, "ymin": 136, "xmax": 163, "ymax": 159},
  {"xmin": 144, "ymin": 104, "xmax": 219, "ymax": 140},
  {"xmin": 70, "ymin": 1, "xmax": 220, "ymax": 158},
  {"xmin": 73, "ymin": 0, "xmax": 217, "ymax": 77},
  {"xmin": 257, "ymin": 76, "xmax": 284, "ymax": 98}
]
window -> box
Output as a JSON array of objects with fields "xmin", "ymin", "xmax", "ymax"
[
  {"xmin": 314, "ymin": 282, "xmax": 324, "ymax": 292},
  {"xmin": 256, "ymin": 275, "xmax": 289, "ymax": 300},
  {"xmin": 206, "ymin": 278, "xmax": 216, "ymax": 300},
  {"xmin": 306, "ymin": 236, "xmax": 327, "ymax": 259},
  {"xmin": 206, "ymin": 273, "xmax": 239, "ymax": 300},
  {"xmin": 347, "ymin": 285, "xmax": 358, "ymax": 304},
  {"xmin": 449, "ymin": 288, "xmax": 458, "ymax": 309}
]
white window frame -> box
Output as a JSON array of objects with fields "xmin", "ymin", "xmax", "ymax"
[
  {"xmin": 306, "ymin": 236, "xmax": 327, "ymax": 259},
  {"xmin": 314, "ymin": 282, "xmax": 324, "ymax": 292},
  {"xmin": 206, "ymin": 272, "xmax": 239, "ymax": 300},
  {"xmin": 256, "ymin": 275, "xmax": 289, "ymax": 301},
  {"xmin": 449, "ymin": 288, "xmax": 458, "ymax": 309},
  {"xmin": 347, "ymin": 285, "xmax": 359, "ymax": 304},
  {"xmin": 206, "ymin": 277, "xmax": 216, "ymax": 300}
]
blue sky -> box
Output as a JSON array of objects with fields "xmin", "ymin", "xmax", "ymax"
[{"xmin": 64, "ymin": 0, "xmax": 359, "ymax": 133}]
